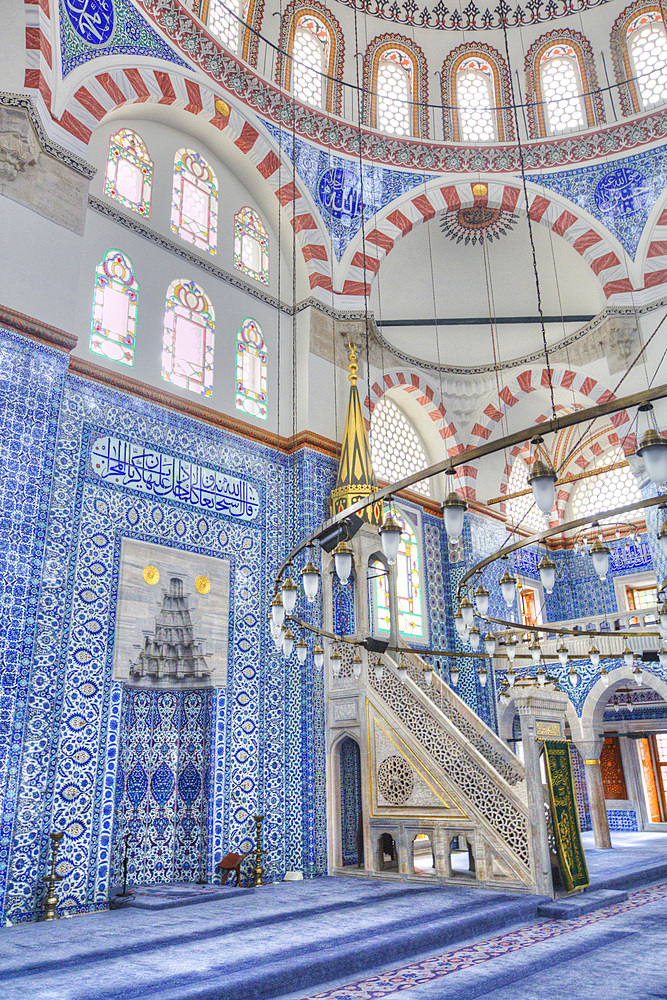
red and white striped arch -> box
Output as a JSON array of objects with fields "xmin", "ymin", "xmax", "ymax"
[
  {"xmin": 342, "ymin": 181, "xmax": 633, "ymax": 301},
  {"xmin": 643, "ymin": 207, "xmax": 667, "ymax": 291}
]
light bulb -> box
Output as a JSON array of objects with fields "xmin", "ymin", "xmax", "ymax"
[
  {"xmin": 281, "ymin": 575, "xmax": 298, "ymax": 615},
  {"xmin": 295, "ymin": 639, "xmax": 308, "ymax": 665},
  {"xmin": 506, "ymin": 636, "xmax": 518, "ymax": 663},
  {"xmin": 352, "ymin": 653, "xmax": 362, "ymax": 679},
  {"xmin": 460, "ymin": 597, "xmax": 475, "ymax": 630},
  {"xmin": 301, "ymin": 560, "xmax": 320, "ymax": 602},
  {"xmin": 283, "ymin": 628, "xmax": 295, "ymax": 658},
  {"xmin": 333, "ymin": 541, "xmax": 353, "ymax": 586},
  {"xmin": 379, "ymin": 511, "xmax": 402, "ymax": 565},
  {"xmin": 442, "ymin": 489, "xmax": 467, "ymax": 541},
  {"xmin": 557, "ymin": 642, "xmax": 568, "ymax": 668},
  {"xmin": 538, "ymin": 554, "xmax": 556, "ymax": 595},
  {"xmin": 469, "ymin": 626, "xmax": 481, "ymax": 651},
  {"xmin": 589, "ymin": 645, "xmax": 600, "ymax": 669},
  {"xmin": 529, "ymin": 638, "xmax": 542, "ymax": 664},
  {"xmin": 271, "ymin": 593, "xmax": 285, "ymax": 629},
  {"xmin": 330, "ymin": 649, "xmax": 342, "ymax": 676},
  {"xmin": 313, "ymin": 644, "xmax": 324, "ymax": 669},
  {"xmin": 484, "ymin": 633, "xmax": 497, "ymax": 657},
  {"xmin": 589, "ymin": 538, "xmax": 610, "ymax": 581},
  {"xmin": 500, "ymin": 570, "xmax": 516, "ymax": 608},
  {"xmin": 474, "ymin": 584, "xmax": 490, "ymax": 618},
  {"xmin": 636, "ymin": 427, "xmax": 667, "ymax": 485},
  {"xmin": 450, "ymin": 664, "xmax": 460, "ymax": 686},
  {"xmin": 478, "ymin": 663, "xmax": 488, "ymax": 688},
  {"xmin": 623, "ymin": 646, "xmax": 634, "ymax": 669},
  {"xmin": 527, "ymin": 458, "xmax": 557, "ymax": 516}
]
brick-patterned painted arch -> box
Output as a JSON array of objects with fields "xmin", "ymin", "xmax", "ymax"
[
  {"xmin": 20, "ymin": 2, "xmax": 334, "ymax": 294},
  {"xmin": 343, "ymin": 180, "xmax": 632, "ymax": 300}
]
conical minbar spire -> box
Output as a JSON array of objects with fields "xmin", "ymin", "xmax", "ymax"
[{"xmin": 330, "ymin": 342, "xmax": 381, "ymax": 525}]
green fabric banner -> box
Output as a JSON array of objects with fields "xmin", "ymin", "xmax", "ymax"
[{"xmin": 543, "ymin": 739, "xmax": 590, "ymax": 893}]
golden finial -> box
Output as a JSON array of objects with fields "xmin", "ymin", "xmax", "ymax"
[{"xmin": 347, "ymin": 341, "xmax": 358, "ymax": 385}]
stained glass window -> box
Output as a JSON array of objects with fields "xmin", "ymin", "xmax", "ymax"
[
  {"xmin": 375, "ymin": 508, "xmax": 424, "ymax": 639},
  {"xmin": 570, "ymin": 448, "xmax": 642, "ymax": 524},
  {"xmin": 206, "ymin": 0, "xmax": 240, "ymax": 50},
  {"xmin": 292, "ymin": 16, "xmax": 328, "ymax": 108},
  {"xmin": 456, "ymin": 56, "xmax": 497, "ymax": 142},
  {"xmin": 104, "ymin": 129, "xmax": 152, "ymax": 217},
  {"xmin": 377, "ymin": 50, "xmax": 412, "ymax": 135},
  {"xmin": 90, "ymin": 249, "xmax": 138, "ymax": 367},
  {"xmin": 628, "ymin": 11, "xmax": 667, "ymax": 109},
  {"xmin": 506, "ymin": 455, "xmax": 548, "ymax": 534},
  {"xmin": 234, "ymin": 207, "xmax": 269, "ymax": 283},
  {"xmin": 171, "ymin": 149, "xmax": 218, "ymax": 254},
  {"xmin": 539, "ymin": 43, "xmax": 585, "ymax": 134},
  {"xmin": 236, "ymin": 317, "xmax": 267, "ymax": 420},
  {"xmin": 162, "ymin": 280, "xmax": 215, "ymax": 396},
  {"xmin": 370, "ymin": 395, "xmax": 430, "ymax": 497}
]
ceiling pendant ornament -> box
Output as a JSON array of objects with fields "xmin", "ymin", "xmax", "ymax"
[{"xmin": 439, "ymin": 207, "xmax": 517, "ymax": 245}]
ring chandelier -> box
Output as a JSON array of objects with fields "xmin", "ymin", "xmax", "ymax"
[{"xmin": 269, "ymin": 385, "xmax": 667, "ymax": 697}]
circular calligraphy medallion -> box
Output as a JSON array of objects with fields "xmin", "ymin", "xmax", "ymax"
[
  {"xmin": 317, "ymin": 167, "xmax": 362, "ymax": 222},
  {"xmin": 143, "ymin": 565, "xmax": 159, "ymax": 586},
  {"xmin": 195, "ymin": 575, "xmax": 211, "ymax": 595},
  {"xmin": 594, "ymin": 167, "xmax": 650, "ymax": 217},
  {"xmin": 63, "ymin": 0, "xmax": 115, "ymax": 45}
]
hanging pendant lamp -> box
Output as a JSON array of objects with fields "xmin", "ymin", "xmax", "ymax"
[
  {"xmin": 589, "ymin": 538, "xmax": 610, "ymax": 581},
  {"xmin": 538, "ymin": 554, "xmax": 556, "ymax": 594},
  {"xmin": 484, "ymin": 632, "xmax": 497, "ymax": 657},
  {"xmin": 281, "ymin": 573, "xmax": 298, "ymax": 615},
  {"xmin": 333, "ymin": 541, "xmax": 353, "ymax": 586},
  {"xmin": 460, "ymin": 596, "xmax": 475, "ymax": 630},
  {"xmin": 500, "ymin": 569, "xmax": 516, "ymax": 608},
  {"xmin": 636, "ymin": 427, "xmax": 667, "ymax": 485},
  {"xmin": 474, "ymin": 584, "xmax": 490, "ymax": 617},
  {"xmin": 478, "ymin": 662, "xmax": 488, "ymax": 688},
  {"xmin": 527, "ymin": 457, "xmax": 558, "ymax": 516},
  {"xmin": 379, "ymin": 510, "xmax": 402, "ymax": 565},
  {"xmin": 442, "ymin": 489, "xmax": 467, "ymax": 542},
  {"xmin": 301, "ymin": 558, "xmax": 321, "ymax": 602}
]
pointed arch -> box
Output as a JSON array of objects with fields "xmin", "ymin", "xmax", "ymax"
[
  {"xmin": 234, "ymin": 207, "xmax": 269, "ymax": 283},
  {"xmin": 199, "ymin": 0, "xmax": 264, "ymax": 64},
  {"xmin": 441, "ymin": 43, "xmax": 515, "ymax": 144},
  {"xmin": 171, "ymin": 149, "xmax": 218, "ymax": 255},
  {"xmin": 611, "ymin": 1, "xmax": 667, "ymax": 115},
  {"xmin": 162, "ymin": 279, "xmax": 215, "ymax": 396},
  {"xmin": 91, "ymin": 249, "xmax": 138, "ymax": 367},
  {"xmin": 277, "ymin": 0, "xmax": 344, "ymax": 114},
  {"xmin": 235, "ymin": 317, "xmax": 267, "ymax": 420},
  {"xmin": 524, "ymin": 29, "xmax": 605, "ymax": 138},
  {"xmin": 370, "ymin": 396, "xmax": 431, "ymax": 497},
  {"xmin": 363, "ymin": 34, "xmax": 429, "ymax": 139},
  {"xmin": 104, "ymin": 129, "xmax": 152, "ymax": 218}
]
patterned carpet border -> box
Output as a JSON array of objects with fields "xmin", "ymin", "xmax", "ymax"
[{"xmin": 302, "ymin": 882, "xmax": 667, "ymax": 1000}]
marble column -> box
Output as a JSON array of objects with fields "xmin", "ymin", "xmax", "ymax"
[{"xmin": 576, "ymin": 738, "xmax": 612, "ymax": 849}]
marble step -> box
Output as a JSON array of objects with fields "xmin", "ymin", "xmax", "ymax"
[{"xmin": 537, "ymin": 888, "xmax": 629, "ymax": 919}]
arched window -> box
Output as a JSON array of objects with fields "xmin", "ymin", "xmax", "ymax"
[
  {"xmin": 569, "ymin": 447, "xmax": 642, "ymax": 523},
  {"xmin": 278, "ymin": 1, "xmax": 343, "ymax": 114},
  {"xmin": 370, "ymin": 395, "xmax": 430, "ymax": 497},
  {"xmin": 375, "ymin": 507, "xmax": 424, "ymax": 640},
  {"xmin": 204, "ymin": 0, "xmax": 240, "ymax": 50},
  {"xmin": 612, "ymin": 3, "xmax": 667, "ymax": 114},
  {"xmin": 162, "ymin": 280, "xmax": 215, "ymax": 396},
  {"xmin": 90, "ymin": 249, "xmax": 138, "ymax": 367},
  {"xmin": 236, "ymin": 317, "xmax": 267, "ymax": 420},
  {"xmin": 364, "ymin": 36, "xmax": 428, "ymax": 138},
  {"xmin": 234, "ymin": 207, "xmax": 269, "ymax": 283},
  {"xmin": 104, "ymin": 129, "xmax": 152, "ymax": 217},
  {"xmin": 171, "ymin": 149, "xmax": 218, "ymax": 255},
  {"xmin": 443, "ymin": 44, "xmax": 515, "ymax": 142},
  {"xmin": 525, "ymin": 31, "xmax": 605, "ymax": 138},
  {"xmin": 505, "ymin": 454, "xmax": 548, "ymax": 534}
]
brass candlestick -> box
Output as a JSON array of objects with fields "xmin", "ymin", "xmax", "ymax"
[
  {"xmin": 42, "ymin": 830, "xmax": 65, "ymax": 921},
  {"xmin": 252, "ymin": 814, "xmax": 264, "ymax": 887}
]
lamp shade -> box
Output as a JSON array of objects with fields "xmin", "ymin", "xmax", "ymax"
[
  {"xmin": 484, "ymin": 633, "xmax": 497, "ymax": 657},
  {"xmin": 632, "ymin": 662, "xmax": 644, "ymax": 684},
  {"xmin": 283, "ymin": 628, "xmax": 295, "ymax": 658},
  {"xmin": 535, "ymin": 665, "xmax": 547, "ymax": 688},
  {"xmin": 474, "ymin": 584, "xmax": 490, "ymax": 618},
  {"xmin": 598, "ymin": 666, "xmax": 610, "ymax": 686},
  {"xmin": 453, "ymin": 610, "xmax": 466, "ymax": 640},
  {"xmin": 636, "ymin": 427, "xmax": 667, "ymax": 485},
  {"xmin": 500, "ymin": 570, "xmax": 516, "ymax": 608},
  {"xmin": 352, "ymin": 653, "xmax": 362, "ymax": 679},
  {"xmin": 281, "ymin": 576, "xmax": 298, "ymax": 615},
  {"xmin": 506, "ymin": 665, "xmax": 516, "ymax": 688},
  {"xmin": 538, "ymin": 554, "xmax": 556, "ymax": 594},
  {"xmin": 333, "ymin": 541, "xmax": 353, "ymax": 586},
  {"xmin": 499, "ymin": 687, "xmax": 510, "ymax": 705},
  {"xmin": 450, "ymin": 664, "xmax": 460, "ymax": 687},
  {"xmin": 469, "ymin": 626, "xmax": 481, "ymax": 651},
  {"xmin": 330, "ymin": 649, "xmax": 342, "ymax": 675},
  {"xmin": 423, "ymin": 667, "xmax": 433, "ymax": 686},
  {"xmin": 589, "ymin": 538, "xmax": 610, "ymax": 581},
  {"xmin": 460, "ymin": 596, "xmax": 475, "ymax": 630},
  {"xmin": 313, "ymin": 644, "xmax": 325, "ymax": 669},
  {"xmin": 398, "ymin": 663, "xmax": 408, "ymax": 683},
  {"xmin": 295, "ymin": 639, "xmax": 308, "ymax": 665},
  {"xmin": 568, "ymin": 665, "xmax": 580, "ymax": 687},
  {"xmin": 270, "ymin": 594, "xmax": 285, "ymax": 629},
  {"xmin": 623, "ymin": 645, "xmax": 634, "ymax": 668},
  {"xmin": 505, "ymin": 636, "xmax": 518, "ymax": 663},
  {"xmin": 478, "ymin": 663, "xmax": 488, "ymax": 687},
  {"xmin": 529, "ymin": 638, "xmax": 541, "ymax": 664},
  {"xmin": 557, "ymin": 642, "xmax": 569, "ymax": 667},
  {"xmin": 379, "ymin": 512, "xmax": 402, "ymax": 565},
  {"xmin": 589, "ymin": 645, "xmax": 600, "ymax": 669},
  {"xmin": 374, "ymin": 661, "xmax": 384, "ymax": 681},
  {"xmin": 301, "ymin": 560, "xmax": 320, "ymax": 602},
  {"xmin": 442, "ymin": 490, "xmax": 467, "ymax": 541},
  {"xmin": 527, "ymin": 458, "xmax": 558, "ymax": 515}
]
